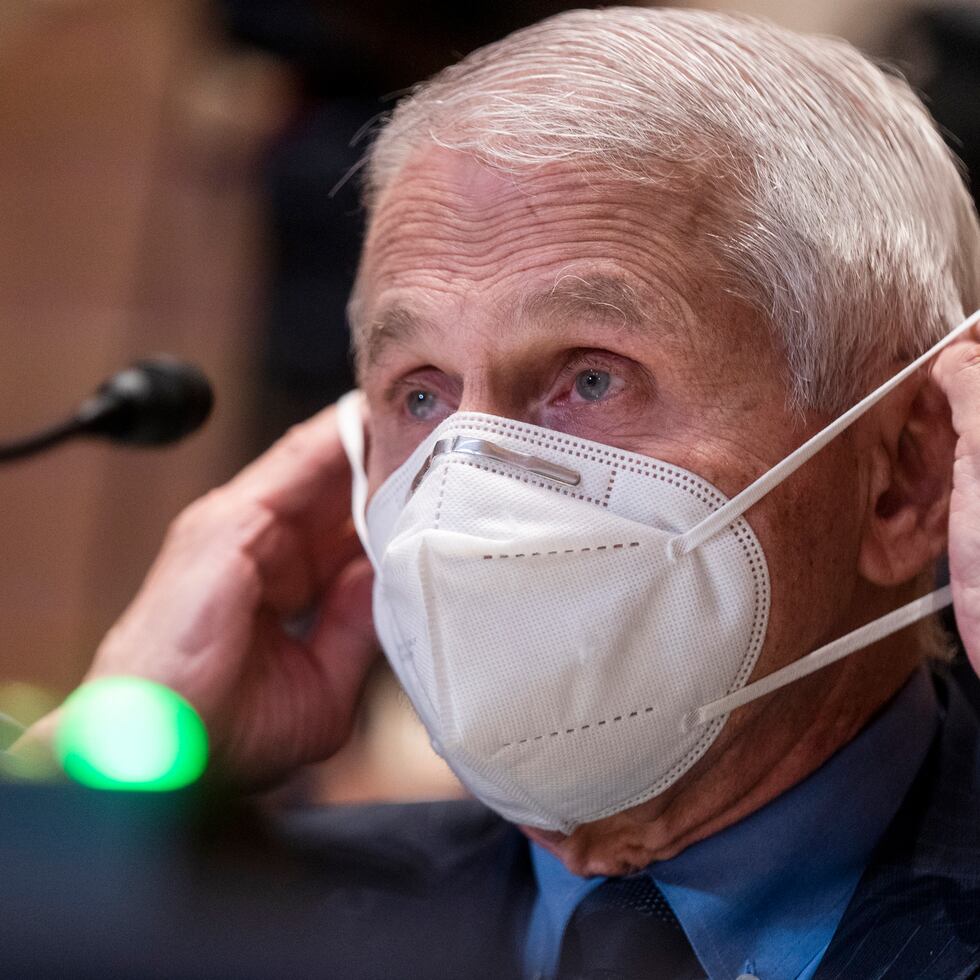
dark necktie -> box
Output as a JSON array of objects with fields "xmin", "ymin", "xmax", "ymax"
[{"xmin": 555, "ymin": 875, "xmax": 707, "ymax": 980}]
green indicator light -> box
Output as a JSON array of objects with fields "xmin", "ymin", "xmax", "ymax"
[{"xmin": 55, "ymin": 677, "xmax": 208, "ymax": 791}]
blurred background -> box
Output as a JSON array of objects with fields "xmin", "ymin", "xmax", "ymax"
[{"xmin": 1, "ymin": 0, "xmax": 977, "ymax": 806}]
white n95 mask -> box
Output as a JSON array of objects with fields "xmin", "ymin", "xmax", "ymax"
[{"xmin": 336, "ymin": 310, "xmax": 976, "ymax": 833}]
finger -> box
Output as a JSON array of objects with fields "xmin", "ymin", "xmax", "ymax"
[
  {"xmin": 251, "ymin": 517, "xmax": 365, "ymax": 614},
  {"xmin": 221, "ymin": 403, "xmax": 362, "ymax": 600},
  {"xmin": 308, "ymin": 556, "xmax": 378, "ymax": 739},
  {"xmin": 246, "ymin": 517, "xmax": 318, "ymax": 614},
  {"xmin": 311, "ymin": 519, "xmax": 367, "ymax": 590},
  {"xmin": 227, "ymin": 404, "xmax": 354, "ymax": 524}
]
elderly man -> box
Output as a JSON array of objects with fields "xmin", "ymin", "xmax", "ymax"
[{"xmin": 18, "ymin": 6, "xmax": 980, "ymax": 978}]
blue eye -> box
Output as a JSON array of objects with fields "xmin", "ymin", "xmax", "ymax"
[
  {"xmin": 406, "ymin": 390, "xmax": 440, "ymax": 419},
  {"xmin": 574, "ymin": 369, "xmax": 611, "ymax": 401}
]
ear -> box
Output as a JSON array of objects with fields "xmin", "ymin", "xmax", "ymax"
[{"xmin": 857, "ymin": 376, "xmax": 955, "ymax": 587}]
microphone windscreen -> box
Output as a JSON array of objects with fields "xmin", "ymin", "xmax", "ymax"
[{"xmin": 82, "ymin": 357, "xmax": 215, "ymax": 446}]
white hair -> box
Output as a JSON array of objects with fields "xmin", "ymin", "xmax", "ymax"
[{"xmin": 355, "ymin": 6, "xmax": 980, "ymax": 412}]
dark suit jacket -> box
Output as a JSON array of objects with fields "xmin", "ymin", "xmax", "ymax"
[
  {"xmin": 270, "ymin": 666, "xmax": 980, "ymax": 979},
  {"xmin": 1, "ymin": 667, "xmax": 978, "ymax": 978}
]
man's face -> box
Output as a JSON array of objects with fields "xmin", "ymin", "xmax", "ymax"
[{"xmin": 353, "ymin": 147, "xmax": 880, "ymax": 872}]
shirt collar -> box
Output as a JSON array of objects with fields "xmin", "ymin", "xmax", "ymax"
[{"xmin": 528, "ymin": 667, "xmax": 940, "ymax": 979}]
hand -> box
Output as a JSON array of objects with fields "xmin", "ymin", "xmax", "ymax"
[
  {"xmin": 78, "ymin": 403, "xmax": 376, "ymax": 786},
  {"xmin": 932, "ymin": 336, "xmax": 980, "ymax": 672}
]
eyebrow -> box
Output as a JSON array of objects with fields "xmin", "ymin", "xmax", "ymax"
[
  {"xmin": 357, "ymin": 273, "xmax": 648, "ymax": 371},
  {"xmin": 357, "ymin": 303, "xmax": 428, "ymax": 374},
  {"xmin": 521, "ymin": 273, "xmax": 646, "ymax": 328}
]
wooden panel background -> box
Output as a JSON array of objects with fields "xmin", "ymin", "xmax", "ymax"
[{"xmin": 0, "ymin": 0, "xmax": 283, "ymax": 710}]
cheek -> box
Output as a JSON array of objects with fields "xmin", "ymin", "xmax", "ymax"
[{"xmin": 749, "ymin": 444, "xmax": 867, "ymax": 667}]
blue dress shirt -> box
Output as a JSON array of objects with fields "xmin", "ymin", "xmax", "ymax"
[{"xmin": 524, "ymin": 667, "xmax": 939, "ymax": 979}]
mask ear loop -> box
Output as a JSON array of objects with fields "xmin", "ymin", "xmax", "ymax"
[
  {"xmin": 670, "ymin": 307, "xmax": 980, "ymax": 560},
  {"xmin": 693, "ymin": 584, "xmax": 952, "ymax": 727},
  {"xmin": 335, "ymin": 389, "xmax": 379, "ymax": 573},
  {"xmin": 673, "ymin": 307, "xmax": 980, "ymax": 727}
]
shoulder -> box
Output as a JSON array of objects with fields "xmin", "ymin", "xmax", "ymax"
[
  {"xmin": 893, "ymin": 662, "xmax": 980, "ymax": 880},
  {"xmin": 819, "ymin": 664, "xmax": 980, "ymax": 978},
  {"xmin": 270, "ymin": 798, "xmax": 534, "ymax": 977}
]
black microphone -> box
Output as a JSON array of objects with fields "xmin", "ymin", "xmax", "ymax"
[{"xmin": 0, "ymin": 356, "xmax": 215, "ymax": 463}]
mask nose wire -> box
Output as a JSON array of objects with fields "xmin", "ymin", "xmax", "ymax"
[
  {"xmin": 668, "ymin": 307, "xmax": 980, "ymax": 562},
  {"xmin": 335, "ymin": 390, "xmax": 380, "ymax": 573}
]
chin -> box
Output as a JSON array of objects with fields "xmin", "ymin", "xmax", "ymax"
[{"xmin": 519, "ymin": 821, "xmax": 660, "ymax": 878}]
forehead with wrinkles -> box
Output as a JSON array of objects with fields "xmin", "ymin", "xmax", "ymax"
[{"xmin": 350, "ymin": 148, "xmax": 726, "ymax": 375}]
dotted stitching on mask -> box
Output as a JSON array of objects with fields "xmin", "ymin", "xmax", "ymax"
[
  {"xmin": 433, "ymin": 464, "xmax": 449, "ymax": 529},
  {"xmin": 623, "ymin": 469, "xmax": 720, "ymax": 508},
  {"xmin": 506, "ymin": 706, "xmax": 660, "ymax": 745},
  {"xmin": 482, "ymin": 542, "xmax": 639, "ymax": 560},
  {"xmin": 495, "ymin": 473, "xmax": 769, "ymax": 770},
  {"xmin": 604, "ymin": 467, "xmax": 617, "ymax": 504}
]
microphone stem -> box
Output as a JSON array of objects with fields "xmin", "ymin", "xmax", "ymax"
[{"xmin": 0, "ymin": 416, "xmax": 87, "ymax": 463}]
